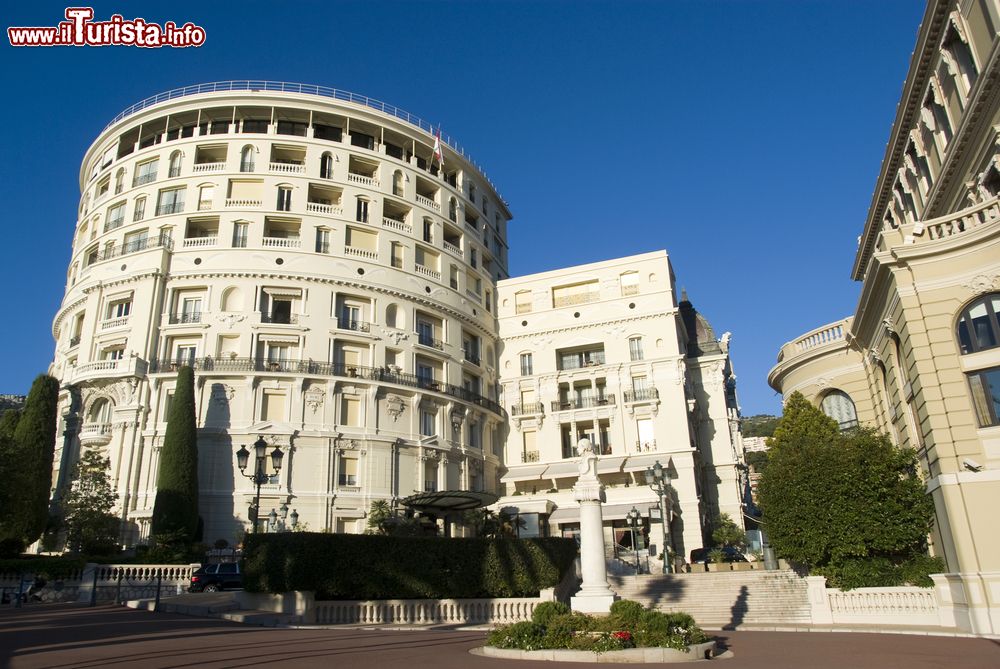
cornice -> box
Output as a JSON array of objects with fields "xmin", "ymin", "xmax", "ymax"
[
  {"xmin": 51, "ymin": 295, "xmax": 89, "ymax": 338},
  {"xmin": 499, "ymin": 312, "xmax": 674, "ymax": 341}
]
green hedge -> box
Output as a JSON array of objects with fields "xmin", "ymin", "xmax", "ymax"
[
  {"xmin": 0, "ymin": 556, "xmax": 86, "ymax": 579},
  {"xmin": 242, "ymin": 533, "xmax": 578, "ymax": 599}
]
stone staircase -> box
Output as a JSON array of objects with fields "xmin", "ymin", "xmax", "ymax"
[{"xmin": 608, "ymin": 569, "xmax": 813, "ymax": 630}]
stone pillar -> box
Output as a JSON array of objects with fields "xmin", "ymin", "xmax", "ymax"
[{"xmin": 570, "ymin": 438, "xmax": 618, "ymax": 614}]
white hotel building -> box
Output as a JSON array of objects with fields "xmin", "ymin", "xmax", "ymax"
[
  {"xmin": 49, "ymin": 83, "xmax": 510, "ymax": 544},
  {"xmin": 495, "ymin": 252, "xmax": 747, "ymax": 560}
]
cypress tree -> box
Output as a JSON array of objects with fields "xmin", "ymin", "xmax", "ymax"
[
  {"xmin": 0, "ymin": 410, "xmax": 24, "ymax": 555},
  {"xmin": 151, "ymin": 366, "xmax": 200, "ymax": 546}
]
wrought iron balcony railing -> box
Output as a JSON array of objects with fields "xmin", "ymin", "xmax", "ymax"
[
  {"xmin": 337, "ymin": 318, "xmax": 371, "ymax": 333},
  {"xmin": 624, "ymin": 387, "xmax": 659, "ymax": 403},
  {"xmin": 169, "ymin": 312, "xmax": 202, "ymax": 325},
  {"xmin": 260, "ymin": 312, "xmax": 298, "ymax": 324},
  {"xmin": 550, "ymin": 395, "xmax": 615, "ymax": 411},
  {"xmin": 511, "ymin": 402, "xmax": 544, "ymax": 416}
]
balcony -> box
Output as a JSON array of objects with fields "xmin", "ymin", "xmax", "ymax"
[
  {"xmin": 344, "ymin": 246, "xmax": 378, "ymax": 260},
  {"xmin": 79, "ymin": 422, "xmax": 112, "ymax": 446},
  {"xmin": 522, "ymin": 450, "xmax": 540, "ymax": 463},
  {"xmin": 337, "ymin": 318, "xmax": 371, "ymax": 333},
  {"xmin": 307, "ymin": 202, "xmax": 343, "ymax": 215},
  {"xmin": 463, "ymin": 349, "xmax": 480, "ymax": 366},
  {"xmin": 100, "ymin": 316, "xmax": 129, "ymax": 331},
  {"xmin": 624, "ymin": 387, "xmax": 659, "ymax": 403},
  {"xmin": 225, "ymin": 198, "xmax": 261, "ymax": 208},
  {"xmin": 66, "ymin": 356, "xmax": 146, "ymax": 383},
  {"xmin": 260, "ymin": 311, "xmax": 298, "ymax": 324},
  {"xmin": 156, "ymin": 202, "xmax": 184, "ymax": 216},
  {"xmin": 558, "ymin": 352, "xmax": 606, "ymax": 370},
  {"xmin": 192, "ymin": 162, "xmax": 225, "ymax": 173},
  {"xmin": 382, "ymin": 217, "xmax": 412, "ymax": 233},
  {"xmin": 415, "ymin": 264, "xmax": 441, "ymax": 280},
  {"xmin": 443, "ymin": 240, "xmax": 462, "ymax": 256},
  {"xmin": 347, "ymin": 172, "xmax": 379, "ymax": 187},
  {"xmin": 635, "ymin": 440, "xmax": 656, "ymax": 452},
  {"xmin": 97, "ymin": 233, "xmax": 173, "ymax": 262},
  {"xmin": 168, "ymin": 312, "xmax": 202, "ymax": 325},
  {"xmin": 146, "ymin": 356, "xmax": 505, "ymax": 416},
  {"xmin": 550, "ymin": 395, "xmax": 615, "ymax": 411},
  {"xmin": 262, "ymin": 237, "xmax": 301, "ymax": 249},
  {"xmin": 69, "ymin": 335, "xmax": 81, "ymax": 348},
  {"xmin": 133, "ymin": 172, "xmax": 157, "ymax": 187},
  {"xmin": 416, "ymin": 333, "xmax": 444, "ymax": 351},
  {"xmin": 104, "ymin": 216, "xmax": 125, "ymax": 233},
  {"xmin": 511, "ymin": 402, "xmax": 544, "ymax": 416},
  {"xmin": 270, "ymin": 161, "xmax": 304, "ymax": 174},
  {"xmin": 416, "ymin": 194, "xmax": 440, "ymax": 211},
  {"xmin": 182, "ymin": 236, "xmax": 218, "ymax": 248}
]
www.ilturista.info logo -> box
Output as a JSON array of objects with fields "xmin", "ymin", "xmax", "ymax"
[{"xmin": 8, "ymin": 7, "xmax": 206, "ymax": 47}]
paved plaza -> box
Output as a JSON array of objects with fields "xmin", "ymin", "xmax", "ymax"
[{"xmin": 0, "ymin": 604, "xmax": 998, "ymax": 669}]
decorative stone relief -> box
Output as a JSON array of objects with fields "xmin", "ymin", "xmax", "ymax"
[
  {"xmin": 815, "ymin": 377, "xmax": 831, "ymax": 390},
  {"xmin": 468, "ymin": 458, "xmax": 483, "ymax": 474},
  {"xmin": 381, "ymin": 329, "xmax": 409, "ymax": 346},
  {"xmin": 385, "ymin": 394, "xmax": 405, "ymax": 421},
  {"xmin": 963, "ymin": 273, "xmax": 1000, "ymax": 296},
  {"xmin": 304, "ymin": 387, "xmax": 324, "ymax": 414},
  {"xmin": 216, "ymin": 313, "xmax": 247, "ymax": 330},
  {"xmin": 882, "ymin": 318, "xmax": 896, "ymax": 337},
  {"xmin": 450, "ymin": 407, "xmax": 466, "ymax": 431}
]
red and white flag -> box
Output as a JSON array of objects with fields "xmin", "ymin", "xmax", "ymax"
[{"xmin": 433, "ymin": 126, "xmax": 444, "ymax": 167}]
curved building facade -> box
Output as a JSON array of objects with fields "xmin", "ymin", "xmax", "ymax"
[{"xmin": 49, "ymin": 82, "xmax": 511, "ymax": 544}]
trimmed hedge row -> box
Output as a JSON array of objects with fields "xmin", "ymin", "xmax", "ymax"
[
  {"xmin": 243, "ymin": 533, "xmax": 578, "ymax": 600},
  {"xmin": 0, "ymin": 556, "xmax": 87, "ymax": 579}
]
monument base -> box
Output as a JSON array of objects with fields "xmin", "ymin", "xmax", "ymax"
[{"xmin": 571, "ymin": 592, "xmax": 618, "ymax": 614}]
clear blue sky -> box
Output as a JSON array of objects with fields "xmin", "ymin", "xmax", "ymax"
[{"xmin": 0, "ymin": 0, "xmax": 925, "ymax": 415}]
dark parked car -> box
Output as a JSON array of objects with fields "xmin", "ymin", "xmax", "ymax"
[
  {"xmin": 689, "ymin": 546, "xmax": 748, "ymax": 564},
  {"xmin": 189, "ymin": 563, "xmax": 242, "ymax": 592}
]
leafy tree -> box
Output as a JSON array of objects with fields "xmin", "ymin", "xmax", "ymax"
[
  {"xmin": 151, "ymin": 366, "xmax": 200, "ymax": 547},
  {"xmin": 63, "ymin": 450, "xmax": 119, "ymax": 555},
  {"xmin": 0, "ymin": 375, "xmax": 59, "ymax": 556},
  {"xmin": 710, "ymin": 513, "xmax": 746, "ymax": 549},
  {"xmin": 744, "ymin": 450, "xmax": 769, "ymax": 473},
  {"xmin": 366, "ymin": 499, "xmax": 392, "ymax": 534},
  {"xmin": 758, "ymin": 392, "xmax": 940, "ymax": 588}
]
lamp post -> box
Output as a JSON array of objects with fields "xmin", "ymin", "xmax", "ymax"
[
  {"xmin": 644, "ymin": 460, "xmax": 672, "ymax": 574},
  {"xmin": 267, "ymin": 501, "xmax": 300, "ymax": 533},
  {"xmin": 626, "ymin": 506, "xmax": 641, "ymax": 575},
  {"xmin": 236, "ymin": 436, "xmax": 284, "ymax": 533}
]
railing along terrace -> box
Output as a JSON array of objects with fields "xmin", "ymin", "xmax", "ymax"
[
  {"xmin": 148, "ymin": 357, "xmax": 504, "ymax": 416},
  {"xmin": 511, "ymin": 402, "xmax": 543, "ymax": 416},
  {"xmin": 168, "ymin": 312, "xmax": 202, "ymax": 324},
  {"xmin": 416, "ymin": 333, "xmax": 444, "ymax": 350},
  {"xmin": 912, "ymin": 196, "xmax": 1000, "ymax": 242},
  {"xmin": 102, "ymin": 81, "xmax": 504, "ymax": 198},
  {"xmin": 624, "ymin": 388, "xmax": 659, "ymax": 402},
  {"xmin": 260, "ymin": 312, "xmax": 298, "ymax": 324},
  {"xmin": 337, "ymin": 318, "xmax": 371, "ymax": 332},
  {"xmin": 789, "ymin": 318, "xmax": 851, "ymax": 354},
  {"xmin": 522, "ymin": 450, "xmax": 541, "ymax": 463},
  {"xmin": 550, "ymin": 395, "xmax": 615, "ymax": 411},
  {"xmin": 98, "ymin": 234, "xmax": 173, "ymax": 262}
]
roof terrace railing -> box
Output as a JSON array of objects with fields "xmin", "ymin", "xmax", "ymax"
[{"xmin": 102, "ymin": 80, "xmax": 502, "ymax": 198}]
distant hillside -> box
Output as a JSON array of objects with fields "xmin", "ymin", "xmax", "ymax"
[
  {"xmin": 741, "ymin": 414, "xmax": 780, "ymax": 438},
  {"xmin": 0, "ymin": 394, "xmax": 26, "ymax": 416}
]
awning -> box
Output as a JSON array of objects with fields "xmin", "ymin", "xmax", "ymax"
[
  {"xmin": 548, "ymin": 503, "xmax": 653, "ymax": 524},
  {"xmin": 623, "ymin": 453, "xmax": 670, "ymax": 472},
  {"xmin": 597, "ymin": 456, "xmax": 627, "ymax": 474},
  {"xmin": 501, "ymin": 464, "xmax": 549, "ymax": 482},
  {"xmin": 400, "ymin": 490, "xmax": 499, "ymax": 512},
  {"xmin": 542, "ymin": 461, "xmax": 579, "ymax": 479}
]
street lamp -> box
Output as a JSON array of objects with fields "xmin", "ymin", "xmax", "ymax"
[
  {"xmin": 236, "ymin": 436, "xmax": 284, "ymax": 533},
  {"xmin": 266, "ymin": 501, "xmax": 300, "ymax": 533},
  {"xmin": 644, "ymin": 460, "xmax": 672, "ymax": 573},
  {"xmin": 626, "ymin": 506, "xmax": 642, "ymax": 575}
]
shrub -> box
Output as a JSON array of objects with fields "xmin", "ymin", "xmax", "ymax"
[
  {"xmin": 532, "ymin": 600, "xmax": 570, "ymax": 626},
  {"xmin": 243, "ymin": 533, "xmax": 578, "ymax": 599},
  {"xmin": 151, "ymin": 366, "xmax": 200, "ymax": 546},
  {"xmin": 708, "ymin": 548, "xmax": 726, "ymax": 564},
  {"xmin": 609, "ymin": 599, "xmax": 645, "ymax": 628},
  {"xmin": 487, "ymin": 621, "xmax": 546, "ymax": 650},
  {"xmin": 543, "ymin": 612, "xmax": 594, "ymax": 648},
  {"xmin": 0, "ymin": 556, "xmax": 87, "ymax": 580}
]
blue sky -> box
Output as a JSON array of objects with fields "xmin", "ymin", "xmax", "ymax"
[{"xmin": 0, "ymin": 1, "xmax": 925, "ymax": 415}]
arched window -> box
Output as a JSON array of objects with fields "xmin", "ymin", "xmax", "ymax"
[
  {"xmin": 820, "ymin": 390, "xmax": 858, "ymax": 431},
  {"xmin": 168, "ymin": 150, "xmax": 182, "ymax": 178},
  {"xmin": 393, "ymin": 170, "xmax": 404, "ymax": 196},
  {"xmin": 240, "ymin": 145, "xmax": 255, "ymax": 172},
  {"xmin": 320, "ymin": 152, "xmax": 334, "ymax": 179},
  {"xmin": 385, "ymin": 303, "xmax": 401, "ymax": 329},
  {"xmin": 114, "ymin": 168, "xmax": 126, "ymax": 195},
  {"xmin": 88, "ymin": 398, "xmax": 113, "ymax": 425},
  {"xmin": 957, "ymin": 293, "xmax": 1000, "ymax": 354}
]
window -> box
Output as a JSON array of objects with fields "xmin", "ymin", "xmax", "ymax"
[
  {"xmin": 341, "ymin": 396, "xmax": 361, "ymax": 426},
  {"xmin": 620, "ymin": 271, "xmax": 639, "ymax": 296},
  {"xmin": 423, "ymin": 218, "xmax": 433, "ymax": 243},
  {"xmin": 232, "ymin": 221, "xmax": 249, "ymax": 248},
  {"xmin": 417, "ymin": 362, "xmax": 434, "ymax": 384},
  {"xmin": 105, "ymin": 203, "xmax": 125, "ymax": 231},
  {"xmin": 107, "ymin": 298, "xmax": 131, "ymax": 319},
  {"xmin": 133, "ymin": 197, "xmax": 146, "ymax": 222},
  {"xmin": 180, "ymin": 297, "xmax": 202, "ymax": 323},
  {"xmin": 469, "ymin": 420, "xmax": 481, "ymax": 449},
  {"xmin": 969, "ymin": 366, "xmax": 1000, "ymax": 427},
  {"xmin": 156, "ymin": 188, "xmax": 185, "ymax": 215},
  {"xmin": 356, "ymin": 198, "xmax": 369, "ymax": 223},
  {"xmin": 470, "ymin": 247, "xmax": 478, "ymax": 268},
  {"xmin": 315, "ymin": 228, "xmax": 330, "ymax": 254},
  {"xmin": 515, "ymin": 290, "xmax": 532, "ymax": 314},
  {"xmin": 240, "ymin": 146, "xmax": 255, "ymax": 172},
  {"xmin": 133, "ymin": 160, "xmax": 158, "ymax": 186},
  {"xmin": 277, "ymin": 186, "xmax": 292, "ymax": 212},
  {"xmin": 175, "ymin": 344, "xmax": 197, "ymax": 365},
  {"xmin": 390, "ymin": 242, "xmax": 403, "ymax": 269},
  {"xmin": 448, "ymin": 198, "xmax": 457, "ymax": 222},
  {"xmin": 957, "ymin": 293, "xmax": 1000, "ymax": 354},
  {"xmin": 450, "ymin": 265, "xmax": 459, "ymax": 289},
  {"xmin": 114, "ymin": 169, "xmax": 125, "ymax": 195},
  {"xmin": 520, "ymin": 353, "xmax": 533, "ymax": 376},
  {"xmin": 424, "ymin": 460, "xmax": 437, "ymax": 492},
  {"xmin": 198, "ymin": 185, "xmax": 214, "ymax": 211},
  {"xmin": 320, "ymin": 153, "xmax": 333, "ymax": 179},
  {"xmin": 417, "ymin": 319, "xmax": 435, "ymax": 347},
  {"xmin": 168, "ymin": 151, "xmax": 182, "ymax": 178},
  {"xmin": 393, "ymin": 170, "xmax": 404, "ymax": 196},
  {"xmin": 629, "ymin": 337, "xmax": 644, "ymax": 361},
  {"xmin": 820, "ymin": 390, "xmax": 859, "ymax": 431},
  {"xmin": 339, "ymin": 457, "xmax": 358, "ymax": 486},
  {"xmin": 103, "ymin": 346, "xmax": 125, "ymax": 361},
  {"xmin": 421, "ymin": 410, "xmax": 436, "ymax": 437}
]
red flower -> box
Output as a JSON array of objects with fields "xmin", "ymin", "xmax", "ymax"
[{"xmin": 612, "ymin": 631, "xmax": 632, "ymax": 641}]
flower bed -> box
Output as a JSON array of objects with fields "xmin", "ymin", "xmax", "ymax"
[{"xmin": 484, "ymin": 600, "xmax": 712, "ymax": 656}]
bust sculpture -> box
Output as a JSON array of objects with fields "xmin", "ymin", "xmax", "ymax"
[{"xmin": 577, "ymin": 438, "xmax": 599, "ymax": 479}]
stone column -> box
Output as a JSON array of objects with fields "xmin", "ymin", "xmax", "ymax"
[{"xmin": 570, "ymin": 438, "xmax": 618, "ymax": 613}]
